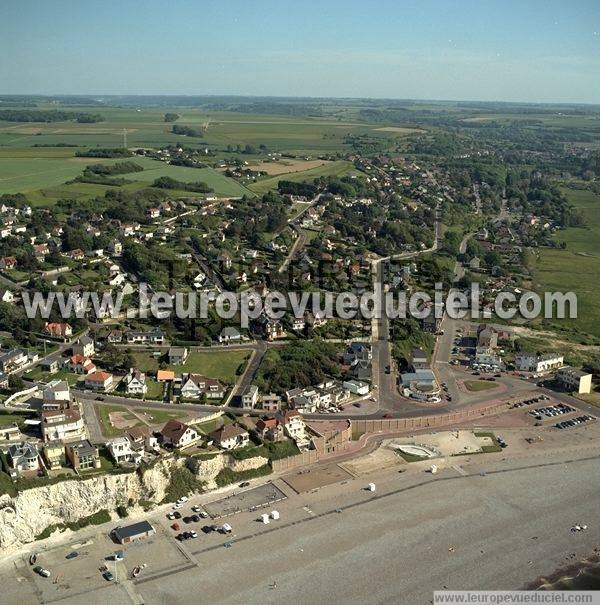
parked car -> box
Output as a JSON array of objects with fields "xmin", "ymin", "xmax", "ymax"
[
  {"xmin": 33, "ymin": 566, "xmax": 51, "ymax": 578},
  {"xmin": 103, "ymin": 571, "xmax": 114, "ymax": 582},
  {"xmin": 65, "ymin": 551, "xmax": 79, "ymax": 560}
]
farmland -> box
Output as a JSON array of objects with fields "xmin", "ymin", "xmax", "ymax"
[
  {"xmin": 0, "ymin": 102, "xmax": 419, "ymax": 203},
  {"xmin": 534, "ymin": 185, "xmax": 600, "ymax": 338}
]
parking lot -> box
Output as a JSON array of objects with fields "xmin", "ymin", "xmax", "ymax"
[{"xmin": 203, "ymin": 482, "xmax": 287, "ymax": 518}]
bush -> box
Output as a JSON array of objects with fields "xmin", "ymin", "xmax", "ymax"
[
  {"xmin": 215, "ymin": 464, "xmax": 272, "ymax": 488},
  {"xmin": 162, "ymin": 466, "xmax": 205, "ymax": 503},
  {"xmin": 35, "ymin": 509, "xmax": 111, "ymax": 540},
  {"xmin": 116, "ymin": 505, "xmax": 128, "ymax": 518}
]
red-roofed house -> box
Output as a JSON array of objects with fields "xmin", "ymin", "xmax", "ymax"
[
  {"xmin": 44, "ymin": 322, "xmax": 73, "ymax": 338},
  {"xmin": 84, "ymin": 371, "xmax": 114, "ymax": 391}
]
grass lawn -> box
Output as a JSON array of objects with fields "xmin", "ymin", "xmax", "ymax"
[
  {"xmin": 395, "ymin": 450, "xmax": 429, "ymax": 463},
  {"xmin": 132, "ymin": 350, "xmax": 249, "ymax": 384},
  {"xmin": 464, "ymin": 380, "xmax": 499, "ymax": 392},
  {"xmin": 134, "ymin": 407, "xmax": 189, "ymax": 426},
  {"xmin": 95, "ymin": 404, "xmax": 143, "ymax": 438},
  {"xmin": 474, "ymin": 432, "xmax": 503, "ymax": 454},
  {"xmin": 23, "ymin": 368, "xmax": 81, "ymax": 386},
  {"xmin": 0, "ymin": 410, "xmax": 33, "ymax": 427},
  {"xmin": 534, "ymin": 185, "xmax": 600, "ymax": 338}
]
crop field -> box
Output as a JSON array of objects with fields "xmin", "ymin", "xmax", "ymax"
[
  {"xmin": 534, "ymin": 185, "xmax": 600, "ymax": 338},
  {"xmin": 0, "ymin": 105, "xmax": 405, "ymax": 200},
  {"xmin": 248, "ymin": 160, "xmax": 359, "ymax": 194}
]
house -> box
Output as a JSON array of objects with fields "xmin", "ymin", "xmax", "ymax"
[
  {"xmin": 147, "ymin": 207, "xmax": 161, "ymax": 219},
  {"xmin": 65, "ymin": 439, "xmax": 100, "ymax": 470},
  {"xmin": 124, "ymin": 369, "xmax": 147, "ymax": 395},
  {"xmin": 0, "ymin": 256, "xmax": 17, "ymax": 270},
  {"xmin": 127, "ymin": 425, "xmax": 158, "ymax": 452},
  {"xmin": 0, "ymin": 289, "xmax": 14, "ymax": 303},
  {"xmin": 107, "ymin": 330, "xmax": 123, "ymax": 343},
  {"xmin": 342, "ymin": 380, "xmax": 370, "ymax": 395},
  {"xmin": 350, "ymin": 360, "xmax": 372, "ymax": 381},
  {"xmin": 475, "ymin": 347, "xmax": 502, "ymax": 368},
  {"xmin": 180, "ymin": 374, "xmax": 225, "ymax": 400},
  {"xmin": 108, "ymin": 240, "xmax": 123, "ymax": 256},
  {"xmin": 42, "ymin": 379, "xmax": 70, "ymax": 410},
  {"xmin": 160, "ymin": 419, "xmax": 200, "ymax": 449},
  {"xmin": 69, "ymin": 248, "xmax": 85, "ymax": 260},
  {"xmin": 260, "ymin": 393, "xmax": 282, "ymax": 411},
  {"xmin": 556, "ymin": 367, "xmax": 593, "ymax": 394},
  {"xmin": 40, "ymin": 355, "xmax": 61, "ymax": 374},
  {"xmin": 168, "ymin": 346, "xmax": 189, "ymax": 365},
  {"xmin": 0, "ymin": 348, "xmax": 29, "ymax": 373},
  {"xmin": 241, "ymin": 385, "xmax": 259, "ymax": 408},
  {"xmin": 72, "ymin": 335, "xmax": 95, "ymax": 357},
  {"xmin": 255, "ymin": 417, "xmax": 284, "ymax": 442},
  {"xmin": 276, "ymin": 410, "xmax": 306, "ymax": 441},
  {"xmin": 343, "ymin": 342, "xmax": 372, "ymax": 365},
  {"xmin": 111, "ymin": 521, "xmax": 155, "ymax": 545},
  {"xmin": 218, "ymin": 327, "xmax": 241, "ymax": 344},
  {"xmin": 107, "ymin": 436, "xmax": 143, "ymax": 464},
  {"xmin": 41, "ymin": 404, "xmax": 85, "ymax": 442},
  {"xmin": 44, "ymin": 322, "xmax": 73, "ymax": 339},
  {"xmin": 66, "ymin": 354, "xmax": 96, "ymax": 375},
  {"xmin": 0, "ymin": 372, "xmax": 8, "ymax": 389},
  {"xmin": 292, "ymin": 318, "xmax": 305, "ymax": 332},
  {"xmin": 85, "ymin": 371, "xmax": 114, "ymax": 391},
  {"xmin": 515, "ymin": 353, "xmax": 563, "ymax": 373},
  {"xmin": 410, "ymin": 348, "xmax": 429, "ymax": 370},
  {"xmin": 126, "ymin": 329, "xmax": 164, "ymax": 345},
  {"xmin": 209, "ymin": 424, "xmax": 249, "ymax": 450},
  {"xmin": 43, "ymin": 440, "xmax": 65, "ymax": 470},
  {"xmin": 156, "ymin": 370, "xmax": 175, "ymax": 382},
  {"xmin": 469, "ymin": 256, "xmax": 481, "ymax": 270},
  {"xmin": 8, "ymin": 442, "xmax": 39, "ymax": 473},
  {"xmin": 0, "ymin": 423, "xmax": 22, "ymax": 443},
  {"xmin": 477, "ymin": 325, "xmax": 498, "ymax": 349}
]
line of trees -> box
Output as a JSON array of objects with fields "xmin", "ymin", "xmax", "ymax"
[
  {"xmin": 0, "ymin": 109, "xmax": 104, "ymax": 123},
  {"xmin": 152, "ymin": 176, "xmax": 213, "ymax": 193}
]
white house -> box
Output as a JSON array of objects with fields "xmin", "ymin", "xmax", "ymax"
[
  {"xmin": 8, "ymin": 441, "xmax": 39, "ymax": 474},
  {"xmin": 342, "ymin": 380, "xmax": 370, "ymax": 395},
  {"xmin": 209, "ymin": 425, "xmax": 249, "ymax": 450},
  {"xmin": 72, "ymin": 335, "xmax": 95, "ymax": 358},
  {"xmin": 124, "ymin": 369, "xmax": 147, "ymax": 395},
  {"xmin": 160, "ymin": 420, "xmax": 200, "ymax": 449},
  {"xmin": 515, "ymin": 353, "xmax": 563, "ymax": 373},
  {"xmin": 107, "ymin": 437, "xmax": 143, "ymax": 465}
]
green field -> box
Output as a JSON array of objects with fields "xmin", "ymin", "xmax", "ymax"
[
  {"xmin": 0, "ymin": 152, "xmax": 253, "ymax": 199},
  {"xmin": 248, "ymin": 160, "xmax": 358, "ymax": 194},
  {"xmin": 131, "ymin": 349, "xmax": 249, "ymax": 384},
  {"xmin": 534, "ymin": 186, "xmax": 600, "ymax": 337},
  {"xmin": 464, "ymin": 380, "xmax": 499, "ymax": 392}
]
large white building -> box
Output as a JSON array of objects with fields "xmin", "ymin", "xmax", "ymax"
[
  {"xmin": 515, "ymin": 353, "xmax": 563, "ymax": 373},
  {"xmin": 556, "ymin": 367, "xmax": 593, "ymax": 394}
]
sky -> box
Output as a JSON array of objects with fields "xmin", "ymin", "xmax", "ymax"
[{"xmin": 1, "ymin": 0, "xmax": 600, "ymax": 103}]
